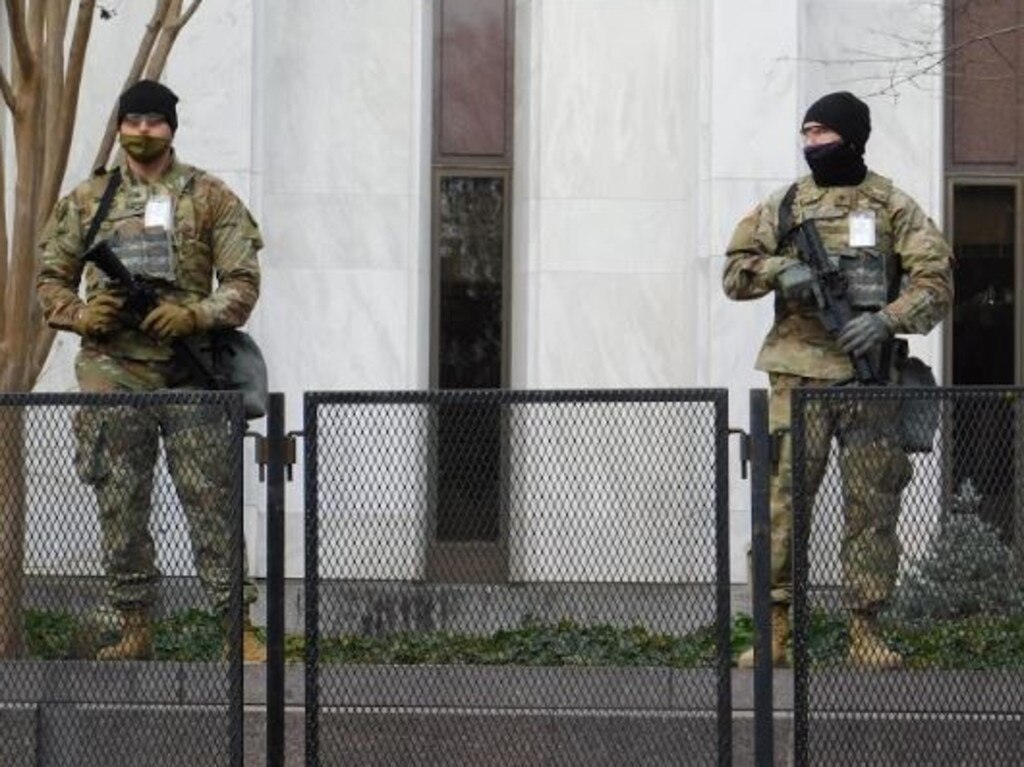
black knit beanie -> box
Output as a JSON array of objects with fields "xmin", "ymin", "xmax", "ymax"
[
  {"xmin": 118, "ymin": 80, "xmax": 179, "ymax": 133},
  {"xmin": 802, "ymin": 91, "xmax": 870, "ymax": 154}
]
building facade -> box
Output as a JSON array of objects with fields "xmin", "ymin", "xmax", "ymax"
[{"xmin": 32, "ymin": 1, "xmax": 1000, "ymax": 581}]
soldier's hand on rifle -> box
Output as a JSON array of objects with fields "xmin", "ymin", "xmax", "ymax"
[
  {"xmin": 774, "ymin": 262, "xmax": 815, "ymax": 302},
  {"xmin": 141, "ymin": 302, "xmax": 198, "ymax": 342},
  {"xmin": 72, "ymin": 294, "xmax": 124, "ymax": 338},
  {"xmin": 838, "ymin": 311, "xmax": 893, "ymax": 356}
]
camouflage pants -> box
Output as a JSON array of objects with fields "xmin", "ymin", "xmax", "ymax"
[
  {"xmin": 72, "ymin": 348, "xmax": 257, "ymax": 614},
  {"xmin": 765, "ymin": 373, "xmax": 912, "ymax": 612}
]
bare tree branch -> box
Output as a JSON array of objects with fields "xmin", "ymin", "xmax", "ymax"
[
  {"xmin": 4, "ymin": 0, "xmax": 35, "ymax": 81},
  {"xmin": 144, "ymin": 0, "xmax": 186, "ymax": 79},
  {"xmin": 169, "ymin": 0, "xmax": 202, "ymax": 33},
  {"xmin": 39, "ymin": 0, "xmax": 95, "ymax": 214},
  {"xmin": 92, "ymin": 0, "xmax": 173, "ymax": 170},
  {"xmin": 0, "ymin": 137, "xmax": 7, "ymax": 344},
  {"xmin": 0, "ymin": 66, "xmax": 16, "ymax": 112},
  {"xmin": 781, "ymin": 21, "xmax": 1024, "ymax": 99},
  {"xmin": 41, "ymin": 2, "xmax": 72, "ymax": 195}
]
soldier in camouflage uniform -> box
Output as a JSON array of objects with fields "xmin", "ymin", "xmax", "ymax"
[
  {"xmin": 36, "ymin": 80, "xmax": 266, "ymax": 662},
  {"xmin": 723, "ymin": 92, "xmax": 953, "ymax": 668}
]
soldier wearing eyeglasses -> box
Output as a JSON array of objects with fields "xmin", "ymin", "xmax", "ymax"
[{"xmin": 37, "ymin": 80, "xmax": 266, "ymax": 663}]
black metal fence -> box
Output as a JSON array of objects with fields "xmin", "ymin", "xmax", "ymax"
[
  {"xmin": 12, "ymin": 385, "xmax": 1024, "ymax": 765},
  {"xmin": 791, "ymin": 386, "xmax": 1024, "ymax": 766},
  {"xmin": 0, "ymin": 391, "xmax": 246, "ymax": 767},
  {"xmin": 303, "ymin": 389, "xmax": 732, "ymax": 767}
]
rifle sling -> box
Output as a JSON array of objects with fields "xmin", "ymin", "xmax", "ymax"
[{"xmin": 82, "ymin": 168, "xmax": 121, "ymax": 251}]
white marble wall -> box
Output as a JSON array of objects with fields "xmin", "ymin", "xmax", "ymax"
[
  {"xmin": 251, "ymin": 0, "xmax": 433, "ymax": 577},
  {"xmin": 512, "ymin": 0, "xmax": 704, "ymax": 389}
]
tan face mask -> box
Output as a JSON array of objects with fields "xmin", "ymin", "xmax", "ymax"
[{"xmin": 119, "ymin": 133, "xmax": 171, "ymax": 163}]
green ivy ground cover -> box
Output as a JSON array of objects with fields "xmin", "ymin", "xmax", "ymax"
[{"xmin": 23, "ymin": 609, "xmax": 1024, "ymax": 668}]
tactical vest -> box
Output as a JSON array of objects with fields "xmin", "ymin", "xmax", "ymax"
[{"xmin": 777, "ymin": 177, "xmax": 902, "ymax": 311}]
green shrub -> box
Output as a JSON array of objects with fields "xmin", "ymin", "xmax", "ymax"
[{"xmin": 889, "ymin": 502, "xmax": 1024, "ymax": 626}]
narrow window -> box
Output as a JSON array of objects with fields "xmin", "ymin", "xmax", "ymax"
[
  {"xmin": 949, "ymin": 183, "xmax": 1017, "ymax": 543},
  {"xmin": 429, "ymin": 0, "xmax": 513, "ymax": 581}
]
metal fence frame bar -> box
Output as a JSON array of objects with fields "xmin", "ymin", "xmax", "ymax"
[
  {"xmin": 790, "ymin": 384, "xmax": 1024, "ymax": 766},
  {"xmin": 0, "ymin": 390, "xmax": 247, "ymax": 767},
  {"xmin": 303, "ymin": 387, "xmax": 732, "ymax": 766},
  {"xmin": 791, "ymin": 385, "xmax": 810, "ymax": 767},
  {"xmin": 303, "ymin": 392, "xmax": 321, "ymax": 767},
  {"xmin": 750, "ymin": 389, "xmax": 774, "ymax": 767}
]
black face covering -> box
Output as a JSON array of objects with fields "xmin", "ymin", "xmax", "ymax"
[{"xmin": 803, "ymin": 141, "xmax": 867, "ymax": 187}]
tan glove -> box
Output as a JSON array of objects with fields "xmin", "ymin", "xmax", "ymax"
[
  {"xmin": 72, "ymin": 294, "xmax": 124, "ymax": 338},
  {"xmin": 140, "ymin": 302, "xmax": 198, "ymax": 342}
]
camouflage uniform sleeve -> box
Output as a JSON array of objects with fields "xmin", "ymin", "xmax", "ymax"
[
  {"xmin": 36, "ymin": 193, "xmax": 86, "ymax": 331},
  {"xmin": 190, "ymin": 180, "xmax": 263, "ymax": 332},
  {"xmin": 722, "ymin": 194, "xmax": 792, "ymax": 300},
  {"xmin": 881, "ymin": 190, "xmax": 954, "ymax": 335}
]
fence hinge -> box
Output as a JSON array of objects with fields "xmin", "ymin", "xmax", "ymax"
[
  {"xmin": 246, "ymin": 430, "xmax": 302, "ymax": 482},
  {"xmin": 728, "ymin": 427, "xmax": 750, "ymax": 479}
]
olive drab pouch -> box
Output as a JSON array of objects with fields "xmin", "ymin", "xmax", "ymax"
[
  {"xmin": 188, "ymin": 330, "xmax": 269, "ymax": 420},
  {"xmin": 104, "ymin": 193, "xmax": 177, "ymax": 284},
  {"xmin": 895, "ymin": 351, "xmax": 940, "ymax": 453},
  {"xmin": 837, "ymin": 248, "xmax": 891, "ymax": 311}
]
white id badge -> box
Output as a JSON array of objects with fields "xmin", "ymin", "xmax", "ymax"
[
  {"xmin": 848, "ymin": 209, "xmax": 876, "ymax": 247},
  {"xmin": 144, "ymin": 194, "xmax": 174, "ymax": 232}
]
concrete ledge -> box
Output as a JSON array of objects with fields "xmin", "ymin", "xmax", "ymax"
[
  {"xmin": 3, "ymin": 663, "xmax": 1023, "ymax": 766},
  {"xmin": 0, "ymin": 661, "xmax": 230, "ymax": 704},
  {"xmin": 316, "ymin": 665, "xmax": 717, "ymax": 710},
  {"xmin": 317, "ymin": 708, "xmax": 718, "ymax": 767}
]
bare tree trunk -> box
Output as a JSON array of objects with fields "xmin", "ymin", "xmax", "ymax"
[{"xmin": 0, "ymin": 408, "xmax": 26, "ymax": 658}]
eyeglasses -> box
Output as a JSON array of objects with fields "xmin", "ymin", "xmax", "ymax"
[
  {"xmin": 800, "ymin": 124, "xmax": 835, "ymax": 139},
  {"xmin": 122, "ymin": 112, "xmax": 168, "ymax": 127}
]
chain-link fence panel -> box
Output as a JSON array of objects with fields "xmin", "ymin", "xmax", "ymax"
[
  {"xmin": 0, "ymin": 392, "xmax": 247, "ymax": 767},
  {"xmin": 305, "ymin": 389, "xmax": 731, "ymax": 767},
  {"xmin": 792, "ymin": 386, "xmax": 1024, "ymax": 766}
]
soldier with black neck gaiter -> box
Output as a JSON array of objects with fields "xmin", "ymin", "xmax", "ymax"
[
  {"xmin": 722, "ymin": 90, "xmax": 954, "ymax": 671},
  {"xmin": 800, "ymin": 91, "xmax": 870, "ymax": 187}
]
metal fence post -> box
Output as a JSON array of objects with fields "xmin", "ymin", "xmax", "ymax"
[
  {"xmin": 266, "ymin": 392, "xmax": 286, "ymax": 767},
  {"xmin": 716, "ymin": 390, "xmax": 733, "ymax": 767},
  {"xmin": 750, "ymin": 389, "xmax": 774, "ymax": 767}
]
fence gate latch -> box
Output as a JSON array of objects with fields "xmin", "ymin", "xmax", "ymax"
[
  {"xmin": 247, "ymin": 431, "xmax": 300, "ymax": 482},
  {"xmin": 728, "ymin": 427, "xmax": 750, "ymax": 479}
]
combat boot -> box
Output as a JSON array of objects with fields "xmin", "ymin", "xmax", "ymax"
[
  {"xmin": 96, "ymin": 608, "xmax": 154, "ymax": 661},
  {"xmin": 223, "ymin": 615, "xmax": 267, "ymax": 663},
  {"xmin": 847, "ymin": 612, "xmax": 901, "ymax": 669},
  {"xmin": 738, "ymin": 604, "xmax": 790, "ymax": 668}
]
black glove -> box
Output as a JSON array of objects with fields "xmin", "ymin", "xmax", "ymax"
[
  {"xmin": 837, "ymin": 312, "xmax": 893, "ymax": 356},
  {"xmin": 774, "ymin": 262, "xmax": 815, "ymax": 302}
]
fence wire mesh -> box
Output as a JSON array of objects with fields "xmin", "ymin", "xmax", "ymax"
[
  {"xmin": 792, "ymin": 386, "xmax": 1024, "ymax": 767},
  {"xmin": 0, "ymin": 392, "xmax": 246, "ymax": 767},
  {"xmin": 305, "ymin": 389, "xmax": 731, "ymax": 767}
]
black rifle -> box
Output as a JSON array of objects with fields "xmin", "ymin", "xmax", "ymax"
[
  {"xmin": 790, "ymin": 219, "xmax": 880, "ymax": 384},
  {"xmin": 81, "ymin": 240, "xmax": 223, "ymax": 388}
]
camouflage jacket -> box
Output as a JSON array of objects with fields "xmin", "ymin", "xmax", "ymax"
[
  {"xmin": 37, "ymin": 155, "xmax": 263, "ymax": 361},
  {"xmin": 722, "ymin": 171, "xmax": 953, "ymax": 380}
]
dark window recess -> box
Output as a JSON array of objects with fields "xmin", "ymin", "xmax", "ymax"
[
  {"xmin": 438, "ymin": 176, "xmax": 505, "ymax": 390},
  {"xmin": 951, "ymin": 184, "xmax": 1016, "ymax": 543},
  {"xmin": 436, "ymin": 175, "xmax": 505, "ymax": 542}
]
